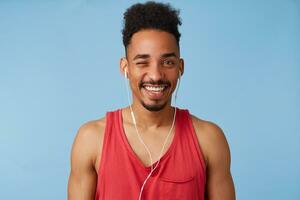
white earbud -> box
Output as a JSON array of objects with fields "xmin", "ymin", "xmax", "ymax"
[
  {"xmin": 174, "ymin": 69, "xmax": 181, "ymax": 103},
  {"xmin": 124, "ymin": 68, "xmax": 128, "ymax": 79}
]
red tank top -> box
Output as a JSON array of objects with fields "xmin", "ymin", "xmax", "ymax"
[{"xmin": 95, "ymin": 108, "xmax": 206, "ymax": 200}]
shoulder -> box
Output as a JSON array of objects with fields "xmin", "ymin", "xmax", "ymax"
[
  {"xmin": 189, "ymin": 114, "xmax": 231, "ymax": 168},
  {"xmin": 76, "ymin": 117, "xmax": 106, "ymax": 141},
  {"xmin": 71, "ymin": 117, "xmax": 106, "ymax": 171}
]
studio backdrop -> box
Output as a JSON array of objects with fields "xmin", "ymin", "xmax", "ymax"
[{"xmin": 0, "ymin": 0, "xmax": 299, "ymax": 199}]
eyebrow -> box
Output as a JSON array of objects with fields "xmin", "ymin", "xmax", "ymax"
[
  {"xmin": 133, "ymin": 54, "xmax": 150, "ymax": 61},
  {"xmin": 161, "ymin": 52, "xmax": 178, "ymax": 58},
  {"xmin": 133, "ymin": 52, "xmax": 178, "ymax": 61}
]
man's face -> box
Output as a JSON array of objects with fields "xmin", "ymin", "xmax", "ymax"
[{"xmin": 123, "ymin": 29, "xmax": 184, "ymax": 112}]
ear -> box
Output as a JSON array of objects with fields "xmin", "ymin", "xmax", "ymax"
[
  {"xmin": 120, "ymin": 57, "xmax": 128, "ymax": 78},
  {"xmin": 179, "ymin": 58, "xmax": 184, "ymax": 77}
]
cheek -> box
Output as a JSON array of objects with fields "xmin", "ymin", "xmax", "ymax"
[
  {"xmin": 171, "ymin": 80, "xmax": 178, "ymax": 91},
  {"xmin": 170, "ymin": 72, "xmax": 179, "ymax": 84},
  {"xmin": 171, "ymin": 77, "xmax": 180, "ymax": 91},
  {"xmin": 129, "ymin": 76, "xmax": 141, "ymax": 91}
]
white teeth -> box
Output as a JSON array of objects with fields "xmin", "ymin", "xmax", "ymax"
[{"xmin": 144, "ymin": 86, "xmax": 165, "ymax": 92}]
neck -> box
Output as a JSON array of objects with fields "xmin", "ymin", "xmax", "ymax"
[{"xmin": 128, "ymin": 102, "xmax": 176, "ymax": 129}]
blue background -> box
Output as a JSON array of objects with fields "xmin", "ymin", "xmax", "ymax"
[{"xmin": 0, "ymin": 0, "xmax": 299, "ymax": 199}]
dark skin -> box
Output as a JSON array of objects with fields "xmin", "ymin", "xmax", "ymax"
[{"xmin": 68, "ymin": 29, "xmax": 236, "ymax": 200}]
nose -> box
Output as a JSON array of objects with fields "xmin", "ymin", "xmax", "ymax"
[{"xmin": 147, "ymin": 62, "xmax": 164, "ymax": 82}]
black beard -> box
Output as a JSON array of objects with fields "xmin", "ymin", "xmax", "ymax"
[
  {"xmin": 139, "ymin": 79, "xmax": 171, "ymax": 112},
  {"xmin": 141, "ymin": 100, "xmax": 168, "ymax": 112}
]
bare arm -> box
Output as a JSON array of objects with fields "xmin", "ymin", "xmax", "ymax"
[
  {"xmin": 192, "ymin": 116, "xmax": 235, "ymax": 200},
  {"xmin": 204, "ymin": 123, "xmax": 235, "ymax": 200},
  {"xmin": 68, "ymin": 122, "xmax": 101, "ymax": 200}
]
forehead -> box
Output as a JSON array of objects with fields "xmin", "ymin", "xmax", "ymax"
[{"xmin": 127, "ymin": 29, "xmax": 179, "ymax": 59}]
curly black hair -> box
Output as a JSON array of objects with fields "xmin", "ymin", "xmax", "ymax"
[{"xmin": 122, "ymin": 1, "xmax": 182, "ymax": 51}]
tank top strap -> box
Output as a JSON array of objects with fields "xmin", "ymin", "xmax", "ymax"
[
  {"xmin": 97, "ymin": 110, "xmax": 120, "ymax": 176},
  {"xmin": 176, "ymin": 109, "xmax": 206, "ymax": 174}
]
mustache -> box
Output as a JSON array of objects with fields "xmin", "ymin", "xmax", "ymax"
[{"xmin": 139, "ymin": 80, "xmax": 171, "ymax": 88}]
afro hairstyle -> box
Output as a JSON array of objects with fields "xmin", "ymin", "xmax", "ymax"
[{"xmin": 122, "ymin": 1, "xmax": 182, "ymax": 51}]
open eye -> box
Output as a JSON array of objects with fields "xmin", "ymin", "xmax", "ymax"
[{"xmin": 162, "ymin": 60, "xmax": 175, "ymax": 66}]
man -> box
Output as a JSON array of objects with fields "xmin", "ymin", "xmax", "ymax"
[{"xmin": 68, "ymin": 1, "xmax": 235, "ymax": 200}]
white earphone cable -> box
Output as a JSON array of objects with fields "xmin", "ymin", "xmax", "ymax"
[
  {"xmin": 124, "ymin": 71, "xmax": 154, "ymax": 171},
  {"xmin": 123, "ymin": 69, "xmax": 181, "ymax": 200}
]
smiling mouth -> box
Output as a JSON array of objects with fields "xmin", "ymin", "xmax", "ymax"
[
  {"xmin": 141, "ymin": 84, "xmax": 169, "ymax": 99},
  {"xmin": 143, "ymin": 85, "xmax": 167, "ymax": 92}
]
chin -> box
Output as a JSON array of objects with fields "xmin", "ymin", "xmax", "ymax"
[{"xmin": 141, "ymin": 101, "xmax": 168, "ymax": 112}]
